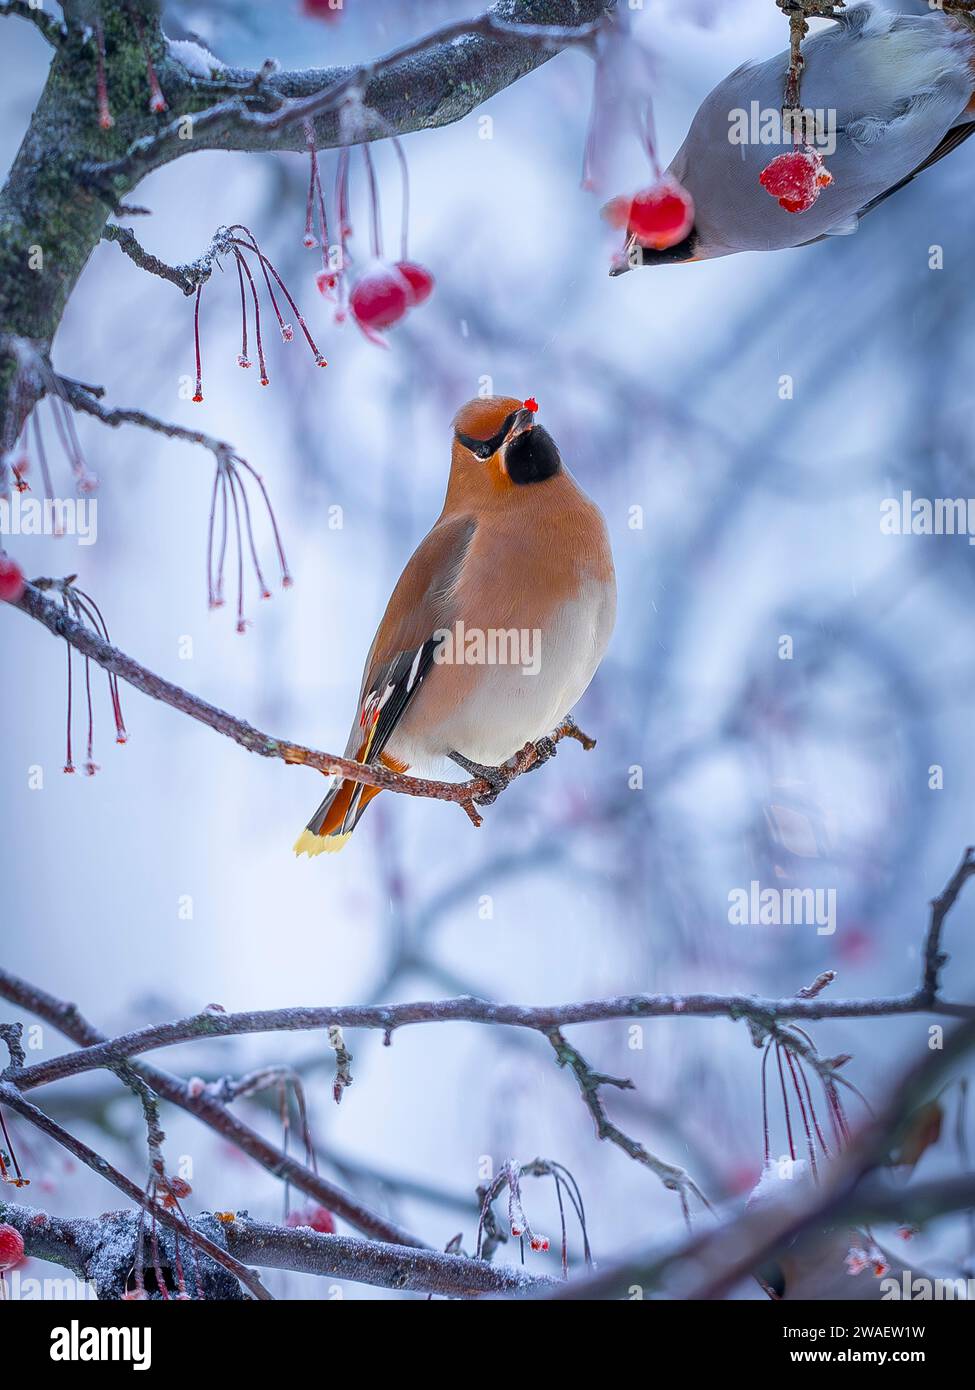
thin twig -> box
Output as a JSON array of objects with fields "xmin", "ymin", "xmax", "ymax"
[
  {"xmin": 922, "ymin": 846, "xmax": 975, "ymax": 1005},
  {"xmin": 0, "ymin": 0, "xmax": 66, "ymax": 46},
  {"xmin": 100, "ymin": 224, "xmax": 230, "ymax": 296},
  {"xmin": 547, "ymin": 1028, "xmax": 710, "ymax": 1211}
]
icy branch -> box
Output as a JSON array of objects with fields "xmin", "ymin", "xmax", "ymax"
[
  {"xmin": 0, "ymin": 1201, "xmax": 554, "ymax": 1298},
  {"xmin": 85, "ymin": 2, "xmax": 611, "ymax": 193}
]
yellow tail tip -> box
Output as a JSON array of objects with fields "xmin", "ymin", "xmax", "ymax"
[{"xmin": 293, "ymin": 828, "xmax": 352, "ymax": 858}]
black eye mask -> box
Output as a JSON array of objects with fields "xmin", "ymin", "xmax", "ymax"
[
  {"xmin": 455, "ymin": 411, "xmax": 519, "ymax": 460},
  {"xmin": 504, "ymin": 425, "xmax": 561, "ymax": 486}
]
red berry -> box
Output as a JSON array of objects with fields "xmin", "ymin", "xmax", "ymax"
[
  {"xmin": 0, "ymin": 555, "xmax": 25, "ymax": 603},
  {"xmin": 286, "ymin": 1204, "xmax": 335, "ymax": 1234},
  {"xmin": 523, "ymin": 397, "xmax": 538, "ymax": 412},
  {"xmin": 759, "ymin": 147, "xmax": 833, "ymax": 214},
  {"xmin": 603, "ymin": 177, "xmax": 695, "ymax": 250},
  {"xmin": 394, "ymin": 261, "xmax": 435, "ymax": 308},
  {"xmin": 302, "ymin": 0, "xmax": 344, "ymax": 20},
  {"xmin": 349, "ymin": 263, "xmax": 411, "ymax": 333},
  {"xmin": 0, "ymin": 1224, "xmax": 24, "ymax": 1272}
]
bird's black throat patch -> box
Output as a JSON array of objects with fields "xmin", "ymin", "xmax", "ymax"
[{"xmin": 505, "ymin": 425, "xmax": 561, "ymax": 485}]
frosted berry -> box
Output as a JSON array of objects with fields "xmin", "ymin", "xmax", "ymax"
[
  {"xmin": 0, "ymin": 555, "xmax": 25, "ymax": 603},
  {"xmin": 0, "ymin": 1224, "xmax": 24, "ymax": 1271},
  {"xmin": 394, "ymin": 261, "xmax": 435, "ymax": 307},
  {"xmin": 759, "ymin": 146, "xmax": 833, "ymax": 213},
  {"xmin": 286, "ymin": 1205, "xmax": 336, "ymax": 1234},
  {"xmin": 603, "ymin": 177, "xmax": 695, "ymax": 250},
  {"xmin": 350, "ymin": 263, "xmax": 412, "ymax": 333},
  {"xmin": 302, "ymin": 0, "xmax": 343, "ymax": 18}
]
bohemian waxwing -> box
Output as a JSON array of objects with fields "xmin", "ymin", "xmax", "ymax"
[
  {"xmin": 294, "ymin": 396, "xmax": 616, "ymax": 855},
  {"xmin": 617, "ymin": 1, "xmax": 975, "ymax": 268}
]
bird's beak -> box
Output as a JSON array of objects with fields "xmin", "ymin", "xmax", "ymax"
[
  {"xmin": 610, "ymin": 229, "xmax": 700, "ymax": 274},
  {"xmin": 506, "ymin": 407, "xmax": 535, "ymax": 440}
]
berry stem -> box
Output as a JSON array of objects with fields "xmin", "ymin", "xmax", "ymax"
[
  {"xmin": 392, "ymin": 137, "xmax": 410, "ymax": 262},
  {"xmin": 226, "ymin": 465, "xmax": 246, "ymax": 632},
  {"xmin": 235, "ymin": 254, "xmax": 251, "ymax": 367},
  {"xmin": 31, "ymin": 411, "xmax": 54, "ymax": 507},
  {"xmin": 232, "ymin": 232, "xmax": 326, "ymax": 366},
  {"xmin": 774, "ymin": 1041, "xmax": 796, "ymax": 1162},
  {"xmin": 236, "ymin": 456, "xmax": 291, "ymax": 586},
  {"xmin": 192, "ymin": 283, "xmax": 204, "ymax": 401},
  {"xmin": 62, "ymin": 596, "xmax": 75, "ymax": 773},
  {"xmin": 362, "ymin": 144, "xmax": 382, "ymax": 260},
  {"xmin": 232, "ymin": 248, "xmax": 268, "ymax": 385}
]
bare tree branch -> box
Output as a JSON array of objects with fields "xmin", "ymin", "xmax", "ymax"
[
  {"xmin": 547, "ymin": 1028, "xmax": 709, "ymax": 1214},
  {"xmin": 8, "ymin": 580, "xmax": 596, "ymax": 825},
  {"xmin": 99, "ymin": 223, "xmax": 220, "ymax": 296},
  {"xmin": 923, "ymin": 846, "xmax": 975, "ymax": 1005},
  {"xmin": 11, "ymin": 981, "xmax": 973, "ymax": 1099},
  {"xmin": 53, "ymin": 374, "xmax": 231, "ymax": 455}
]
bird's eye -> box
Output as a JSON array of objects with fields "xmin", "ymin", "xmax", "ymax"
[{"xmin": 455, "ymin": 412, "xmax": 519, "ymax": 461}]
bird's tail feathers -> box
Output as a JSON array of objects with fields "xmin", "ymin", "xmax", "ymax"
[
  {"xmin": 293, "ymin": 747, "xmax": 409, "ymax": 858},
  {"xmin": 293, "ymin": 773, "xmax": 380, "ymax": 857}
]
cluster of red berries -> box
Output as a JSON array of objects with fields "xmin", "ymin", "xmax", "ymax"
[
  {"xmin": 759, "ymin": 146, "xmax": 833, "ymax": 213},
  {"xmin": 305, "ymin": 132, "xmax": 436, "ymax": 346},
  {"xmin": 285, "ymin": 1204, "xmax": 336, "ymax": 1234},
  {"xmin": 348, "ymin": 260, "xmax": 435, "ymax": 337},
  {"xmin": 510, "ymin": 1224, "xmax": 550, "ymax": 1252}
]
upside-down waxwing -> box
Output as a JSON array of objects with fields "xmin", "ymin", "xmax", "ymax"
[
  {"xmin": 616, "ymin": 1, "xmax": 975, "ymax": 269},
  {"xmin": 294, "ymin": 396, "xmax": 616, "ymax": 855}
]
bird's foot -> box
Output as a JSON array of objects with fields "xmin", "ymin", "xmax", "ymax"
[
  {"xmin": 448, "ymin": 750, "xmax": 513, "ymax": 806},
  {"xmin": 521, "ymin": 734, "xmax": 558, "ymax": 775}
]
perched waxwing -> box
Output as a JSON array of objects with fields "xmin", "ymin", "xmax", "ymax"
[
  {"xmin": 616, "ymin": 2, "xmax": 975, "ymax": 268},
  {"xmin": 294, "ymin": 396, "xmax": 616, "ymax": 855}
]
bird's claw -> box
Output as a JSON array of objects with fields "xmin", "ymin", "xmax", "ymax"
[
  {"xmin": 523, "ymin": 735, "xmax": 558, "ymax": 774},
  {"xmin": 449, "ymin": 750, "xmax": 513, "ymax": 806},
  {"xmin": 471, "ymin": 764, "xmax": 513, "ymax": 807}
]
